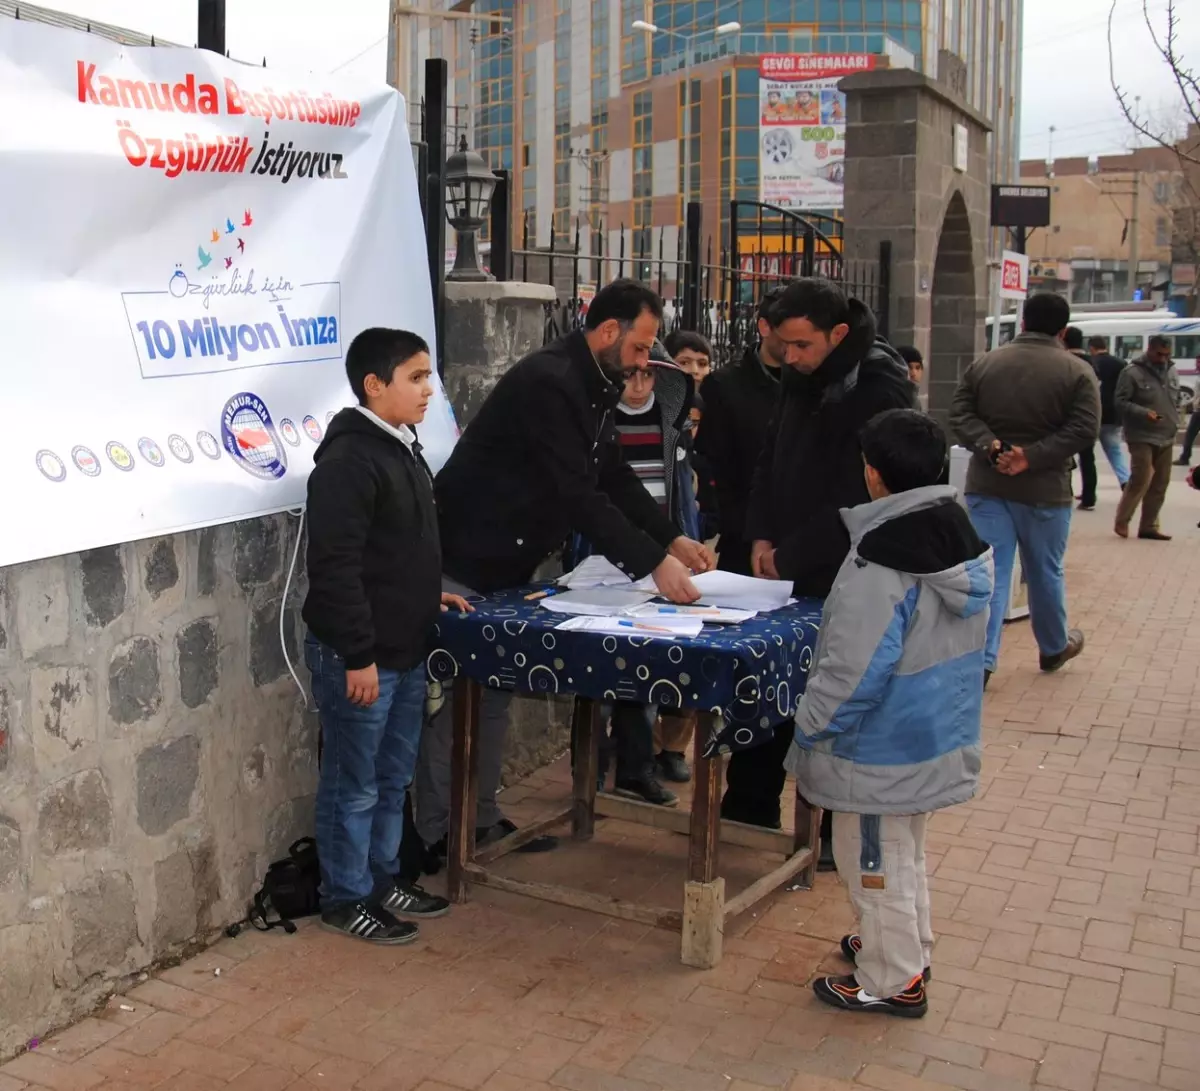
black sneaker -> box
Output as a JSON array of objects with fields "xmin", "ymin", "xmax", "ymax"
[
  {"xmin": 481, "ymin": 817, "xmax": 559, "ymax": 854},
  {"xmin": 377, "ymin": 880, "xmax": 450, "ymax": 919},
  {"xmin": 812, "ymin": 972, "xmax": 927, "ymax": 1018},
  {"xmin": 320, "ymin": 901, "xmax": 418, "ymax": 945},
  {"xmin": 656, "ymin": 750, "xmax": 691, "ymax": 783},
  {"xmin": 840, "ymin": 934, "xmax": 931, "ymax": 982},
  {"xmin": 614, "ymin": 773, "xmax": 678, "ymax": 807}
]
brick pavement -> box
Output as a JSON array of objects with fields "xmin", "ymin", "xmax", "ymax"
[{"xmin": 6, "ymin": 468, "xmax": 1200, "ymax": 1091}]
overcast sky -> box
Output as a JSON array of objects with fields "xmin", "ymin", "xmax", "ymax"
[{"xmin": 24, "ymin": 0, "xmax": 1200, "ymax": 164}]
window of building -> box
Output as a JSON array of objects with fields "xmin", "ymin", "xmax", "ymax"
[
  {"xmin": 633, "ymin": 89, "xmax": 653, "ymax": 276},
  {"xmin": 622, "ymin": 0, "xmax": 650, "ymax": 85},
  {"xmin": 1155, "ymin": 179, "xmax": 1171, "ymax": 203},
  {"xmin": 678, "ymin": 77, "xmax": 701, "ymax": 216}
]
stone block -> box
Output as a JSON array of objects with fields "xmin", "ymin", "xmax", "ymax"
[
  {"xmin": 136, "ymin": 735, "xmax": 200, "ymax": 836},
  {"xmin": 234, "ymin": 517, "xmax": 280, "ymax": 591},
  {"xmin": 38, "ymin": 769, "xmax": 113, "ymax": 854},
  {"xmin": 143, "ymin": 537, "xmax": 180, "ymax": 600},
  {"xmin": 0, "ymin": 923, "xmax": 55, "ymax": 1047},
  {"xmin": 79, "ymin": 546, "xmax": 126, "ymax": 628},
  {"xmin": 176, "ymin": 618, "xmax": 219, "ymax": 709},
  {"xmin": 501, "ymin": 694, "xmax": 573, "ymax": 787},
  {"xmin": 0, "ymin": 814, "xmax": 20, "ymax": 888},
  {"xmin": 30, "ymin": 666, "xmax": 95, "ymax": 758},
  {"xmin": 67, "ymin": 872, "xmax": 138, "ymax": 979},
  {"xmin": 153, "ymin": 848, "xmax": 197, "ymax": 948},
  {"xmin": 250, "ymin": 598, "xmax": 298, "ymax": 687},
  {"xmin": 197, "ymin": 526, "xmax": 218, "ymax": 597},
  {"xmin": 191, "ymin": 841, "xmax": 221, "ymax": 930},
  {"xmin": 15, "ymin": 556, "xmax": 70, "ymax": 654},
  {"xmin": 108, "ymin": 636, "xmax": 162, "ymax": 725}
]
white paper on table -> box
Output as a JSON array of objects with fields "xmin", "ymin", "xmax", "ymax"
[
  {"xmin": 624, "ymin": 603, "xmax": 757, "ymax": 625},
  {"xmin": 557, "ymin": 555, "xmax": 634, "ymax": 589},
  {"xmin": 553, "ymin": 614, "xmax": 704, "ymax": 639},
  {"xmin": 539, "ymin": 588, "xmax": 656, "ymax": 616},
  {"xmin": 632, "ymin": 570, "xmax": 793, "ymax": 612}
]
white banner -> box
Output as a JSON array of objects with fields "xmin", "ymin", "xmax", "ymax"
[
  {"xmin": 999, "ymin": 250, "xmax": 1030, "ymax": 300},
  {"xmin": 0, "ymin": 19, "xmax": 458, "ymax": 569},
  {"xmin": 757, "ymin": 53, "xmax": 875, "ymax": 211}
]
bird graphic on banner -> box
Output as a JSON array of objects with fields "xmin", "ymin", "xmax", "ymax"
[{"xmin": 197, "ymin": 247, "xmax": 212, "ymax": 270}]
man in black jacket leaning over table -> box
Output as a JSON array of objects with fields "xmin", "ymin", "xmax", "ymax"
[
  {"xmin": 414, "ymin": 279, "xmax": 715, "ymax": 863},
  {"xmin": 722, "ymin": 278, "xmax": 918, "ymax": 854}
]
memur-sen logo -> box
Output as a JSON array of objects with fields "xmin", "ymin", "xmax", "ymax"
[{"xmin": 221, "ymin": 392, "xmax": 287, "ymax": 480}]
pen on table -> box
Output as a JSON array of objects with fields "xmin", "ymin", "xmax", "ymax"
[
  {"xmin": 524, "ymin": 588, "xmax": 560, "ymax": 601},
  {"xmin": 617, "ymin": 618, "xmax": 675, "ymax": 634}
]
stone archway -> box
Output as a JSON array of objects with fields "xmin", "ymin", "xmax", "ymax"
[{"xmin": 928, "ymin": 191, "xmax": 976, "ymax": 424}]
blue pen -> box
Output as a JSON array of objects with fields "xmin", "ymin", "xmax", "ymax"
[{"xmin": 618, "ymin": 618, "xmax": 675, "ymax": 633}]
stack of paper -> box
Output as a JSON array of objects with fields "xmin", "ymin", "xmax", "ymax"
[
  {"xmin": 632, "ymin": 570, "xmax": 793, "ymax": 612},
  {"xmin": 558, "ymin": 556, "xmax": 634, "ymax": 589},
  {"xmin": 553, "ymin": 615, "xmax": 704, "ymax": 639},
  {"xmin": 539, "ymin": 588, "xmax": 655, "ymax": 616}
]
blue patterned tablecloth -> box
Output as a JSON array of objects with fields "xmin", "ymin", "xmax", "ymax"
[{"xmin": 425, "ymin": 585, "xmax": 824, "ymax": 755}]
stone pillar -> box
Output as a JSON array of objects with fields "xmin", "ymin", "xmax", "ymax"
[
  {"xmin": 440, "ymin": 280, "xmax": 575, "ymax": 785},
  {"xmin": 840, "ymin": 69, "xmax": 992, "ymax": 428},
  {"xmin": 442, "ymin": 281, "xmax": 557, "ymax": 427}
]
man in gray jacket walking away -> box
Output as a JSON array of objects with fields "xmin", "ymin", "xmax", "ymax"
[
  {"xmin": 950, "ymin": 293, "xmax": 1099, "ymax": 684},
  {"xmin": 1113, "ymin": 335, "xmax": 1179, "ymax": 541}
]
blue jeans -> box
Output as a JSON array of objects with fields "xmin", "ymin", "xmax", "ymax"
[
  {"xmin": 1098, "ymin": 425, "xmax": 1131, "ymax": 485},
  {"xmin": 306, "ymin": 635, "xmax": 427, "ymax": 908},
  {"xmin": 966, "ymin": 497, "xmax": 1072, "ymax": 671}
]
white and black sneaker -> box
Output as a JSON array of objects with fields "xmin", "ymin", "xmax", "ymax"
[
  {"xmin": 320, "ymin": 901, "xmax": 418, "ymax": 945},
  {"xmin": 377, "ymin": 880, "xmax": 450, "ymax": 919}
]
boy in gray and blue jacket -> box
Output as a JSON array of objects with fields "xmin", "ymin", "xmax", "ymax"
[{"xmin": 786, "ymin": 409, "xmax": 994, "ymax": 1018}]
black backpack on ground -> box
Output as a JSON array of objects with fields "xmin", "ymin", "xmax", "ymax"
[{"xmin": 247, "ymin": 837, "xmax": 321, "ymax": 933}]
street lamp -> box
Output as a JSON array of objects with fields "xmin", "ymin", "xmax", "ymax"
[
  {"xmin": 630, "ymin": 20, "xmax": 741, "ymax": 206},
  {"xmin": 444, "ymin": 134, "xmax": 497, "ymax": 282}
]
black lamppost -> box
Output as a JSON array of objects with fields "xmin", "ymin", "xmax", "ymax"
[{"xmin": 444, "ymin": 135, "xmax": 497, "ymax": 282}]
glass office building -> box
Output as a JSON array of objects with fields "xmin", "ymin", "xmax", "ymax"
[{"xmin": 406, "ymin": 1, "xmax": 1022, "ymax": 254}]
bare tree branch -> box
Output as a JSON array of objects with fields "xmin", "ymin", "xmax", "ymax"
[{"xmin": 1108, "ymin": 0, "xmax": 1200, "ymax": 164}]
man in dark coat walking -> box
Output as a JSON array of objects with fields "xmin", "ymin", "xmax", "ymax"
[{"xmin": 721, "ymin": 278, "xmax": 918, "ymax": 851}]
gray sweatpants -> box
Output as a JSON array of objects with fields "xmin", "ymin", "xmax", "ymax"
[
  {"xmin": 832, "ymin": 811, "xmax": 932, "ymax": 998},
  {"xmin": 412, "ymin": 576, "xmax": 511, "ymax": 844}
]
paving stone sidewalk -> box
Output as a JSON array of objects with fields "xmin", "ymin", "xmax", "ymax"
[{"xmin": 5, "ymin": 469, "xmax": 1200, "ymax": 1091}]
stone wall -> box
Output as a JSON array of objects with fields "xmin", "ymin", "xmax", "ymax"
[
  {"xmin": 0, "ymin": 280, "xmax": 570, "ymax": 1055},
  {"xmin": 0, "ymin": 517, "xmax": 315, "ymax": 1057}
]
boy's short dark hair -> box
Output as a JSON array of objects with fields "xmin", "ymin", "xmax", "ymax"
[
  {"xmin": 895, "ymin": 345, "xmax": 923, "ymax": 366},
  {"xmin": 1022, "ymin": 292, "xmax": 1070, "ymax": 338},
  {"xmin": 1148, "ymin": 334, "xmax": 1171, "ymax": 351},
  {"xmin": 584, "ymin": 278, "xmax": 663, "ymax": 330},
  {"xmin": 765, "ymin": 277, "xmax": 851, "ymax": 334},
  {"xmin": 345, "ymin": 328, "xmax": 430, "ymax": 404},
  {"xmin": 1088, "ymin": 335, "xmax": 1108, "ymax": 351},
  {"xmin": 1063, "ymin": 326, "xmax": 1084, "ymax": 350},
  {"xmin": 664, "ymin": 330, "xmax": 713, "ymax": 359},
  {"xmin": 860, "ymin": 409, "xmax": 948, "ymax": 494}
]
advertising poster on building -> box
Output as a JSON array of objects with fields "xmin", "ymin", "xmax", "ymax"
[
  {"xmin": 758, "ymin": 53, "xmax": 875, "ymax": 211},
  {"xmin": 0, "ymin": 18, "xmax": 457, "ymax": 569}
]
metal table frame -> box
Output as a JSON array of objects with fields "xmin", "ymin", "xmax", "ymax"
[{"xmin": 446, "ymin": 678, "xmax": 821, "ymax": 968}]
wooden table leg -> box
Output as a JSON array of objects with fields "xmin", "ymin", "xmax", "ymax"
[
  {"xmin": 447, "ymin": 677, "xmax": 480, "ymax": 904},
  {"xmin": 793, "ymin": 790, "xmax": 821, "ymax": 891},
  {"xmin": 682, "ymin": 711, "xmax": 725, "ymax": 968},
  {"xmin": 571, "ymin": 697, "xmax": 598, "ymax": 841}
]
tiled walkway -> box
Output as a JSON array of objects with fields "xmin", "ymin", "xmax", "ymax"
[{"xmin": 6, "ymin": 469, "xmax": 1200, "ymax": 1091}]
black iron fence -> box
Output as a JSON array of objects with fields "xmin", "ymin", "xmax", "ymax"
[{"xmin": 498, "ymin": 199, "xmax": 890, "ymax": 366}]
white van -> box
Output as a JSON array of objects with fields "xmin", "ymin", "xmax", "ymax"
[{"xmin": 986, "ymin": 304, "xmax": 1200, "ymax": 407}]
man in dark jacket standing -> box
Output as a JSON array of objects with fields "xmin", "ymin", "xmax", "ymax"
[
  {"xmin": 1088, "ymin": 336, "xmax": 1131, "ymax": 488},
  {"xmin": 414, "ymin": 279, "xmax": 715, "ymax": 860},
  {"xmin": 1113, "ymin": 334, "xmax": 1180, "ymax": 541},
  {"xmin": 693, "ymin": 291, "xmax": 782, "ymax": 575},
  {"xmin": 1065, "ymin": 327, "xmax": 1099, "ymax": 511},
  {"xmin": 720, "ymin": 278, "xmax": 917, "ymax": 838},
  {"xmin": 951, "ymin": 293, "xmax": 1099, "ymax": 682}
]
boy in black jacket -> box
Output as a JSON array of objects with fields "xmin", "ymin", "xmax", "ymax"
[{"xmin": 303, "ymin": 328, "xmax": 470, "ymax": 944}]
